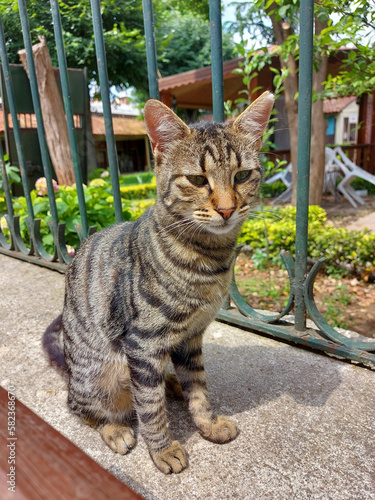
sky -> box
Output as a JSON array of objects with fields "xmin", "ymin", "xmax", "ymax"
[
  {"xmin": 222, "ymin": 0, "xmax": 237, "ymax": 24},
  {"xmin": 222, "ymin": 0, "xmax": 268, "ymax": 49}
]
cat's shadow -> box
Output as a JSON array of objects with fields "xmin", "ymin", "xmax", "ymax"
[{"xmin": 166, "ymin": 342, "xmax": 343, "ymax": 443}]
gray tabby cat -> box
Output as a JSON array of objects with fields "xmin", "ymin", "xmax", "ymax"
[{"xmin": 43, "ymin": 91, "xmax": 274, "ymax": 474}]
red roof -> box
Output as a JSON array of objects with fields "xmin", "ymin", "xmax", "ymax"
[
  {"xmin": 159, "ymin": 46, "xmax": 279, "ymax": 92},
  {"xmin": 323, "ymin": 96, "xmax": 357, "ymax": 114},
  {"xmin": 0, "ymin": 111, "xmax": 146, "ymax": 138}
]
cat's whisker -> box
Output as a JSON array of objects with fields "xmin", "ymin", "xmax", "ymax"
[
  {"xmin": 174, "ymin": 220, "xmax": 199, "ymax": 242},
  {"xmin": 157, "ymin": 217, "xmax": 194, "ymax": 237},
  {"xmin": 247, "ymin": 208, "xmax": 284, "ymax": 222}
]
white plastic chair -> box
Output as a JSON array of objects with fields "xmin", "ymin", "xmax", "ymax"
[
  {"xmin": 324, "ymin": 147, "xmax": 343, "ymax": 201},
  {"xmin": 331, "ymin": 146, "xmax": 375, "ymax": 208},
  {"xmin": 267, "ymin": 148, "xmax": 374, "ymax": 206},
  {"xmin": 264, "ymin": 162, "xmax": 292, "ymax": 204},
  {"xmin": 265, "ymin": 152, "xmax": 340, "ymax": 205}
]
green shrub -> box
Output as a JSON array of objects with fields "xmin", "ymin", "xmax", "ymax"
[
  {"xmin": 1, "ymin": 179, "xmax": 156, "ymax": 254},
  {"xmin": 239, "ymin": 205, "xmax": 375, "ymax": 278},
  {"xmin": 119, "ymin": 171, "xmax": 155, "ymax": 186},
  {"xmin": 88, "ymin": 168, "xmax": 155, "ymax": 186},
  {"xmin": 2, "ymin": 174, "xmax": 375, "ymax": 280},
  {"xmin": 350, "ymin": 178, "xmax": 375, "ymax": 194},
  {"xmin": 119, "ymin": 180, "xmax": 157, "ymax": 200},
  {"xmin": 259, "ymin": 180, "xmax": 287, "ymax": 198}
]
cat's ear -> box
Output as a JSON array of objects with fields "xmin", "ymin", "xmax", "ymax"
[
  {"xmin": 144, "ymin": 99, "xmax": 190, "ymax": 154},
  {"xmin": 232, "ymin": 91, "xmax": 275, "ymax": 148}
]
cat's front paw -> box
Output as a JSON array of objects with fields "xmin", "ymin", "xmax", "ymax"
[
  {"xmin": 198, "ymin": 415, "xmax": 239, "ymax": 444},
  {"xmin": 150, "ymin": 440, "xmax": 188, "ymax": 474},
  {"xmin": 99, "ymin": 423, "xmax": 136, "ymax": 455}
]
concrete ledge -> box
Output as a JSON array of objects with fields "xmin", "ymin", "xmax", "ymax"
[{"xmin": 1, "ymin": 254, "xmax": 375, "ymax": 499}]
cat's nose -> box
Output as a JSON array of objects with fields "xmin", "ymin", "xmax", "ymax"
[{"xmin": 215, "ymin": 207, "xmax": 235, "ymax": 220}]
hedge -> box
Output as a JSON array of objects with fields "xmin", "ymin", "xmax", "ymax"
[
  {"xmin": 1, "ymin": 177, "xmax": 374, "ymax": 279},
  {"xmin": 238, "ymin": 205, "xmax": 375, "ymax": 279},
  {"xmin": 0, "ymin": 178, "xmax": 156, "ymax": 253}
]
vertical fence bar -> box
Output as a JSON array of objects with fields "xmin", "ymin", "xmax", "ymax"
[
  {"xmin": 294, "ymin": 0, "xmax": 314, "ymax": 330},
  {"xmin": 82, "ymin": 67, "xmax": 88, "ymax": 184},
  {"xmin": 0, "ymin": 139, "xmax": 14, "ymax": 249},
  {"xmin": 90, "ymin": 0, "xmax": 122, "ymax": 223},
  {"xmin": 17, "ymin": 0, "xmax": 66, "ymax": 261},
  {"xmin": 50, "ymin": 0, "xmax": 89, "ymax": 239},
  {"xmin": 0, "ymin": 15, "xmax": 34, "ymax": 223},
  {"xmin": 142, "ymin": 0, "xmax": 159, "ymax": 100},
  {"xmin": 209, "ymin": 0, "xmax": 224, "ymax": 122},
  {"xmin": 0, "ymin": 14, "xmax": 36, "ymax": 255},
  {"xmin": 0, "ymin": 66, "xmax": 11, "ymax": 160}
]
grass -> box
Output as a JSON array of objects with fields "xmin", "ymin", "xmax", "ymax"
[
  {"xmin": 235, "ymin": 266, "xmax": 356, "ymax": 330},
  {"xmin": 321, "ymin": 284, "xmax": 355, "ymax": 330}
]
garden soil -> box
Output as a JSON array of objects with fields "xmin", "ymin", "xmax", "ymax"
[{"xmin": 241, "ymin": 195, "xmax": 375, "ymax": 339}]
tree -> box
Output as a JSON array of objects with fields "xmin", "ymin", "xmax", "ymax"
[
  {"xmin": 19, "ymin": 38, "xmax": 76, "ymax": 185},
  {"xmin": 230, "ymin": 0, "xmax": 375, "ymax": 205},
  {"xmin": 0, "ymin": 0, "xmax": 236, "ymax": 110},
  {"xmin": 157, "ymin": 11, "xmax": 236, "ymax": 77},
  {"xmin": 0, "ymin": 0, "xmax": 148, "ymax": 92}
]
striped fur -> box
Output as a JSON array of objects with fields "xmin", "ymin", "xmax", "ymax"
[{"xmin": 43, "ymin": 92, "xmax": 274, "ymax": 474}]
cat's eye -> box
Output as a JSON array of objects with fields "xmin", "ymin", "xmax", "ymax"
[
  {"xmin": 234, "ymin": 170, "xmax": 252, "ymax": 183},
  {"xmin": 186, "ymin": 175, "xmax": 208, "ymax": 186}
]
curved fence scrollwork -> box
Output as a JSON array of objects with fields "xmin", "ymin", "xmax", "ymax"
[{"xmin": 0, "ymin": 0, "xmax": 374, "ymax": 368}]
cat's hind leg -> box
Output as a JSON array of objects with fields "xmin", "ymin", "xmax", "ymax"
[
  {"xmin": 98, "ymin": 422, "xmax": 135, "ymax": 455},
  {"xmin": 68, "ymin": 359, "xmax": 136, "ymax": 455},
  {"xmin": 95, "ymin": 360, "xmax": 136, "ymax": 455}
]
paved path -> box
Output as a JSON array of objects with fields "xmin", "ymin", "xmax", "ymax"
[
  {"xmin": 1, "ymin": 253, "xmax": 375, "ymax": 499},
  {"xmin": 346, "ymin": 211, "xmax": 375, "ymax": 233}
]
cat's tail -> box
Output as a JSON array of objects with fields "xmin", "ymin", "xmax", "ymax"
[{"xmin": 42, "ymin": 314, "xmax": 66, "ymax": 372}]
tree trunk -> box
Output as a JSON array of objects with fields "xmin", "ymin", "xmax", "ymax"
[
  {"xmin": 267, "ymin": 6, "xmax": 299, "ymax": 204},
  {"xmin": 309, "ymin": 16, "xmax": 328, "ymax": 205},
  {"xmin": 18, "ymin": 38, "xmax": 75, "ymax": 186},
  {"xmin": 267, "ymin": 3, "xmax": 328, "ymax": 206}
]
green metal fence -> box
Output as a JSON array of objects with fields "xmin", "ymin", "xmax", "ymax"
[{"xmin": 0, "ymin": 0, "xmax": 374, "ymax": 368}]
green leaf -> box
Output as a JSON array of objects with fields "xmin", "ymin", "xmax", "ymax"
[
  {"xmin": 65, "ymin": 215, "xmax": 81, "ymax": 233},
  {"xmin": 278, "ymin": 5, "xmax": 289, "ymax": 19},
  {"xmin": 42, "ymin": 233, "xmax": 54, "ymax": 247}
]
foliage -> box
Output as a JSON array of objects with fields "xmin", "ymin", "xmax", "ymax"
[
  {"xmin": 0, "ymin": 0, "xmax": 224, "ymax": 96},
  {"xmin": 238, "ymin": 205, "xmax": 375, "ymax": 280},
  {"xmin": 224, "ymin": 44, "xmax": 289, "ymax": 171},
  {"xmin": 119, "ymin": 181, "xmax": 157, "ymax": 200},
  {"xmin": 88, "ymin": 168, "xmax": 155, "ymax": 186},
  {"xmin": 0, "ymin": 162, "xmax": 21, "ymax": 190},
  {"xmin": 0, "ymin": 174, "xmax": 156, "ymax": 253},
  {"xmin": 157, "ymin": 11, "xmax": 236, "ymax": 77},
  {"xmin": 228, "ymin": 0, "xmax": 375, "ymax": 99},
  {"xmin": 0, "ymin": 0, "xmax": 148, "ymax": 91},
  {"xmin": 158, "ymin": 0, "xmax": 209, "ymax": 19},
  {"xmin": 315, "ymin": 0, "xmax": 375, "ymax": 97},
  {"xmin": 0, "ymin": 161, "xmax": 21, "ymax": 214},
  {"xmin": 350, "ymin": 177, "xmax": 375, "ymax": 195},
  {"xmin": 259, "ymin": 180, "xmax": 287, "ymax": 198}
]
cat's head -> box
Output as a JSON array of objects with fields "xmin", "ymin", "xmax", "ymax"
[{"xmin": 144, "ymin": 92, "xmax": 274, "ymax": 236}]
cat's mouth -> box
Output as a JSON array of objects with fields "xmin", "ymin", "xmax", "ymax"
[
  {"xmin": 206, "ymin": 217, "xmax": 240, "ymax": 235},
  {"xmin": 191, "ymin": 210, "xmax": 246, "ymax": 235}
]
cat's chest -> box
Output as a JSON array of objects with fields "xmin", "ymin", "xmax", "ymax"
[{"xmin": 133, "ymin": 262, "xmax": 232, "ymax": 336}]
